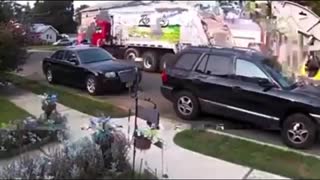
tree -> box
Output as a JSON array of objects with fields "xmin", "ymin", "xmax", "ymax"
[
  {"xmin": 32, "ymin": 0, "xmax": 77, "ymax": 33},
  {"xmin": 75, "ymin": 4, "xmax": 89, "ymax": 26},
  {"xmin": 0, "ymin": 1, "xmax": 27, "ymax": 73}
]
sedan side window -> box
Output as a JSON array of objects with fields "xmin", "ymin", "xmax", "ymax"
[
  {"xmin": 235, "ymin": 59, "xmax": 268, "ymax": 79},
  {"xmin": 51, "ymin": 50, "xmax": 65, "ymax": 60}
]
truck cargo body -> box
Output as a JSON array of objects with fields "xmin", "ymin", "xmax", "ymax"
[{"xmin": 78, "ymin": 3, "xmax": 214, "ymax": 72}]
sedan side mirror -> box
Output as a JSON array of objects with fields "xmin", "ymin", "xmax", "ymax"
[{"xmin": 258, "ymin": 79, "xmax": 275, "ymax": 91}]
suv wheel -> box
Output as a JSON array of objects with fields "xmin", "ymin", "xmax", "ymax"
[
  {"xmin": 174, "ymin": 91, "xmax": 200, "ymax": 120},
  {"xmin": 86, "ymin": 75, "xmax": 101, "ymax": 95},
  {"xmin": 45, "ymin": 67, "xmax": 55, "ymax": 84},
  {"xmin": 281, "ymin": 113, "xmax": 317, "ymax": 149}
]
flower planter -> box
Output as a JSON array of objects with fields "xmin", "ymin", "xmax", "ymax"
[
  {"xmin": 135, "ymin": 136, "xmax": 152, "ymax": 150},
  {"xmin": 42, "ymin": 103, "xmax": 56, "ymax": 118}
]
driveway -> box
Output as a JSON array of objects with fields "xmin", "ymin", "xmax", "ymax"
[{"xmin": 20, "ymin": 50, "xmax": 320, "ymax": 156}]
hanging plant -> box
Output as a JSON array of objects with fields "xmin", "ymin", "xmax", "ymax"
[{"xmin": 134, "ymin": 128, "xmax": 160, "ymax": 150}]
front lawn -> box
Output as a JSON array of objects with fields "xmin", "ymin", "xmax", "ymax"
[
  {"xmin": 174, "ymin": 129, "xmax": 320, "ymax": 179},
  {"xmin": 3, "ymin": 73, "xmax": 127, "ymax": 118},
  {"xmin": 0, "ymin": 96, "xmax": 31, "ymax": 128}
]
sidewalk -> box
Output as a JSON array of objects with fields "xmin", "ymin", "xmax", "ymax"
[{"xmin": 4, "ymin": 86, "xmax": 289, "ymax": 179}]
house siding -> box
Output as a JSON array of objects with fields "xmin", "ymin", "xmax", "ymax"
[{"xmin": 39, "ymin": 28, "xmax": 57, "ymax": 43}]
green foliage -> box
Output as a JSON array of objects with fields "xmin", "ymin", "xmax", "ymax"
[
  {"xmin": 32, "ymin": 0, "xmax": 77, "ymax": 33},
  {"xmin": 0, "ymin": 22, "xmax": 28, "ymax": 72}
]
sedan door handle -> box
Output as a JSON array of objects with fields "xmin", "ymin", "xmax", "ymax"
[
  {"xmin": 192, "ymin": 78, "xmax": 202, "ymax": 84},
  {"xmin": 232, "ymin": 86, "xmax": 242, "ymax": 91}
]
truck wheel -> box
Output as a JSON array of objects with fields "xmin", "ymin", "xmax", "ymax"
[
  {"xmin": 142, "ymin": 51, "xmax": 158, "ymax": 72},
  {"xmin": 124, "ymin": 48, "xmax": 140, "ymax": 61},
  {"xmin": 281, "ymin": 113, "xmax": 316, "ymax": 149},
  {"xmin": 159, "ymin": 53, "xmax": 175, "ymax": 72}
]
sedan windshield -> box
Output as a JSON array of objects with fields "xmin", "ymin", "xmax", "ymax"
[
  {"xmin": 78, "ymin": 48, "xmax": 114, "ymax": 64},
  {"xmin": 263, "ymin": 58, "xmax": 296, "ymax": 89}
]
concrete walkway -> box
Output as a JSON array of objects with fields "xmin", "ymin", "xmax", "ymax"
[{"xmin": 3, "ymin": 87, "xmax": 289, "ymax": 179}]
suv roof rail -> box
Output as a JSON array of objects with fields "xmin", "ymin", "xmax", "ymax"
[{"xmin": 232, "ymin": 46, "xmax": 259, "ymax": 52}]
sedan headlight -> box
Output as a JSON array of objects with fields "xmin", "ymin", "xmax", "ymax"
[{"xmin": 104, "ymin": 72, "xmax": 116, "ymax": 78}]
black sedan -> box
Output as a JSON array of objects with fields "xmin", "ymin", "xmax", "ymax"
[{"xmin": 42, "ymin": 46, "xmax": 141, "ymax": 95}]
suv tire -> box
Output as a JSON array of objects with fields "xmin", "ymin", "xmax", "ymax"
[
  {"xmin": 281, "ymin": 113, "xmax": 317, "ymax": 149},
  {"xmin": 174, "ymin": 91, "xmax": 200, "ymax": 120}
]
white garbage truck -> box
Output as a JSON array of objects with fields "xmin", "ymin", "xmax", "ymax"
[{"xmin": 78, "ymin": 2, "xmax": 226, "ymax": 72}]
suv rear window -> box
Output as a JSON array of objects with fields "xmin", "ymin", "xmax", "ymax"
[
  {"xmin": 174, "ymin": 53, "xmax": 201, "ymax": 70},
  {"xmin": 51, "ymin": 50, "xmax": 65, "ymax": 60}
]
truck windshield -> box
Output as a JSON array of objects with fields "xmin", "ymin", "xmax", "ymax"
[
  {"xmin": 78, "ymin": 48, "xmax": 114, "ymax": 64},
  {"xmin": 262, "ymin": 58, "xmax": 296, "ymax": 89}
]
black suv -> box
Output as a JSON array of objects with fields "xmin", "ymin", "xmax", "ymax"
[{"xmin": 161, "ymin": 46, "xmax": 320, "ymax": 149}]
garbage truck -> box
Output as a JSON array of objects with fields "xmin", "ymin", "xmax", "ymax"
[{"xmin": 78, "ymin": 2, "xmax": 230, "ymax": 72}]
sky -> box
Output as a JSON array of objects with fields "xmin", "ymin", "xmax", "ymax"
[{"xmin": 18, "ymin": 1, "xmax": 101, "ymax": 9}]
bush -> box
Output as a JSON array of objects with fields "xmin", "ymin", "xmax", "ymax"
[
  {"xmin": 0, "ymin": 21, "xmax": 28, "ymax": 72},
  {"xmin": 0, "ymin": 137, "xmax": 130, "ymax": 179}
]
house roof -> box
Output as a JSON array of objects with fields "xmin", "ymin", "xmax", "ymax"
[{"xmin": 31, "ymin": 24, "xmax": 59, "ymax": 34}]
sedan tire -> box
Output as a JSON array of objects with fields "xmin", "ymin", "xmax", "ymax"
[
  {"xmin": 174, "ymin": 91, "xmax": 200, "ymax": 120},
  {"xmin": 86, "ymin": 75, "xmax": 101, "ymax": 96},
  {"xmin": 45, "ymin": 67, "xmax": 55, "ymax": 84},
  {"xmin": 281, "ymin": 113, "xmax": 317, "ymax": 149}
]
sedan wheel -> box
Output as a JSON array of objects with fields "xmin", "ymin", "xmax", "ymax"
[
  {"xmin": 46, "ymin": 68, "xmax": 54, "ymax": 83},
  {"xmin": 86, "ymin": 75, "xmax": 101, "ymax": 95}
]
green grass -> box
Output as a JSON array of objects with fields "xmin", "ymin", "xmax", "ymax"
[
  {"xmin": 174, "ymin": 129, "xmax": 320, "ymax": 179},
  {"xmin": 27, "ymin": 45, "xmax": 62, "ymax": 51},
  {"xmin": 3, "ymin": 73, "xmax": 127, "ymax": 118},
  {"xmin": 0, "ymin": 96, "xmax": 31, "ymax": 128}
]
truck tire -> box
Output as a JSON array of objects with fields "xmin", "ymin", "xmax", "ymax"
[
  {"xmin": 142, "ymin": 51, "xmax": 158, "ymax": 72},
  {"xmin": 124, "ymin": 48, "xmax": 140, "ymax": 61},
  {"xmin": 281, "ymin": 113, "xmax": 317, "ymax": 149},
  {"xmin": 159, "ymin": 53, "xmax": 175, "ymax": 72}
]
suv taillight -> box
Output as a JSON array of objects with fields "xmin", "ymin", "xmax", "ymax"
[{"xmin": 161, "ymin": 70, "xmax": 168, "ymax": 83}]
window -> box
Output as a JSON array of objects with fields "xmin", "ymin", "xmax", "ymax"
[
  {"xmin": 235, "ymin": 59, "xmax": 268, "ymax": 79},
  {"xmin": 51, "ymin": 50, "xmax": 65, "ymax": 60},
  {"xmin": 196, "ymin": 55, "xmax": 208, "ymax": 73},
  {"xmin": 78, "ymin": 48, "xmax": 114, "ymax": 64},
  {"xmin": 46, "ymin": 34, "xmax": 49, "ymax": 39},
  {"xmin": 205, "ymin": 54, "xmax": 233, "ymax": 75},
  {"xmin": 64, "ymin": 51, "xmax": 77, "ymax": 62},
  {"xmin": 174, "ymin": 53, "xmax": 201, "ymax": 70}
]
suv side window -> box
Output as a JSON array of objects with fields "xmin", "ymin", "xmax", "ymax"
[
  {"xmin": 174, "ymin": 53, "xmax": 201, "ymax": 70},
  {"xmin": 196, "ymin": 55, "xmax": 208, "ymax": 73},
  {"xmin": 51, "ymin": 50, "xmax": 65, "ymax": 60},
  {"xmin": 204, "ymin": 54, "xmax": 233, "ymax": 75},
  {"xmin": 235, "ymin": 59, "xmax": 268, "ymax": 79}
]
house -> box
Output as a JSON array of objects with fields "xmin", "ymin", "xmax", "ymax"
[{"xmin": 30, "ymin": 24, "xmax": 59, "ymax": 43}]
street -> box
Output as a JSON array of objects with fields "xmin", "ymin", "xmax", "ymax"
[{"xmin": 20, "ymin": 50, "xmax": 320, "ymax": 156}]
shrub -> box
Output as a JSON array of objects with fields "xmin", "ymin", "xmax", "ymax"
[
  {"xmin": 0, "ymin": 136, "xmax": 131, "ymax": 179},
  {"xmin": 0, "ymin": 21, "xmax": 28, "ymax": 72}
]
